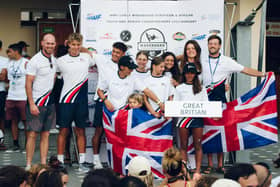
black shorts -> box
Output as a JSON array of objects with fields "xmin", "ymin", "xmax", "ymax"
[
  {"xmin": 176, "ymin": 117, "xmax": 204, "ymax": 128},
  {"xmin": 92, "ymin": 100, "xmax": 103, "ymax": 128},
  {"xmin": 0, "ymin": 91, "xmax": 7, "ymax": 119},
  {"xmin": 57, "ymin": 102, "xmax": 89, "ymax": 128}
]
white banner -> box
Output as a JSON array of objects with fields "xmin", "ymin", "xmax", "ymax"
[
  {"xmin": 80, "ymin": 0, "xmax": 224, "ymax": 60},
  {"xmin": 165, "ymin": 101, "xmax": 222, "ymax": 117}
]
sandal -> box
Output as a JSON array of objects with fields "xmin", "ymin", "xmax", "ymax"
[
  {"xmin": 216, "ymin": 167, "xmax": 225, "ymax": 174},
  {"xmin": 203, "ymin": 166, "xmax": 214, "ymax": 174}
]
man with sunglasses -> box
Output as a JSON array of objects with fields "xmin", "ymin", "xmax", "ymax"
[{"xmin": 25, "ymin": 33, "xmax": 57, "ymax": 170}]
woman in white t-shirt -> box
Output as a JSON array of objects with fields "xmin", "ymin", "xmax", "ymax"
[
  {"xmin": 174, "ymin": 63, "xmax": 208, "ymax": 180},
  {"xmin": 144, "ymin": 56, "xmax": 174, "ymax": 118},
  {"xmin": 162, "ymin": 52, "xmax": 181, "ymax": 87}
]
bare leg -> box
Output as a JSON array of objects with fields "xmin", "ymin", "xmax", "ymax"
[
  {"xmin": 75, "ymin": 127, "xmax": 86, "ymax": 154},
  {"xmin": 57, "ymin": 128, "xmax": 69, "ymax": 155},
  {"xmin": 92, "ymin": 127, "xmax": 103, "ymax": 154},
  {"xmin": 40, "ymin": 131, "xmax": 50, "ymax": 164},
  {"xmin": 217, "ymin": 152, "xmax": 224, "ymax": 168},
  {"xmin": 26, "ymin": 131, "xmax": 38, "ymax": 166},
  {"xmin": 179, "ymin": 128, "xmax": 189, "ymax": 162},
  {"xmin": 192, "ymin": 127, "xmax": 203, "ymax": 173},
  {"xmin": 11, "ymin": 119, "xmax": 19, "ymax": 142}
]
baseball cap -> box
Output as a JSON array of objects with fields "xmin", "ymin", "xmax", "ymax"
[
  {"xmin": 17, "ymin": 41, "xmax": 30, "ymax": 47},
  {"xmin": 212, "ymin": 179, "xmax": 241, "ymax": 187},
  {"xmin": 127, "ymin": 156, "xmax": 151, "ymax": 176},
  {"xmin": 183, "ymin": 63, "xmax": 198, "ymax": 74},
  {"xmin": 119, "ymin": 56, "xmax": 138, "ymax": 69}
]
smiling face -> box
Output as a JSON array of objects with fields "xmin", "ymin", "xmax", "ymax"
[
  {"xmin": 68, "ymin": 40, "xmax": 82, "ymax": 56},
  {"xmin": 152, "ymin": 61, "xmax": 165, "ymax": 76},
  {"xmin": 128, "ymin": 98, "xmax": 142, "ymax": 109},
  {"xmin": 164, "ymin": 55, "xmax": 175, "ymax": 71},
  {"xmin": 208, "ymin": 38, "xmax": 221, "ymax": 56},
  {"xmin": 136, "ymin": 53, "xmax": 148, "ymax": 71},
  {"xmin": 186, "ymin": 43, "xmax": 197, "ymax": 61},
  {"xmin": 112, "ymin": 47, "xmax": 125, "ymax": 63},
  {"xmin": 41, "ymin": 34, "xmax": 56, "ymax": 55}
]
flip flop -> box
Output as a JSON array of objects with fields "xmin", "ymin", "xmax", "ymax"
[
  {"xmin": 216, "ymin": 167, "xmax": 225, "ymax": 174},
  {"xmin": 203, "ymin": 166, "xmax": 214, "ymax": 174}
]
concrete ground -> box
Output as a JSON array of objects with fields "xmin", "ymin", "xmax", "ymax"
[{"xmin": 0, "ymin": 128, "xmax": 279, "ymax": 187}]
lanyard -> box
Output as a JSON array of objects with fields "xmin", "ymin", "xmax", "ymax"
[
  {"xmin": 208, "ymin": 56, "xmax": 220, "ymax": 84},
  {"xmin": 11, "ymin": 58, "xmax": 23, "ymax": 80}
]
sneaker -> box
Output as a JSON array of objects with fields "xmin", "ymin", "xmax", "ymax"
[
  {"xmin": 0, "ymin": 143, "xmax": 7, "ymax": 151},
  {"xmin": 6, "ymin": 145, "xmax": 20, "ymax": 153},
  {"xmin": 93, "ymin": 159, "xmax": 103, "ymax": 169},
  {"xmin": 25, "ymin": 165, "xmax": 31, "ymax": 171},
  {"xmin": 79, "ymin": 163, "xmax": 90, "ymax": 173}
]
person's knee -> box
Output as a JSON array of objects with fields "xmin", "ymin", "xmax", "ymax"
[
  {"xmin": 194, "ymin": 138, "xmax": 202, "ymax": 151},
  {"xmin": 28, "ymin": 132, "xmax": 37, "ymax": 139},
  {"xmin": 58, "ymin": 128, "xmax": 69, "ymax": 137},
  {"xmin": 75, "ymin": 128, "xmax": 85, "ymax": 137}
]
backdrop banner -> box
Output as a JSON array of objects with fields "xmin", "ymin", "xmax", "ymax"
[{"xmin": 80, "ymin": 0, "xmax": 224, "ymax": 60}]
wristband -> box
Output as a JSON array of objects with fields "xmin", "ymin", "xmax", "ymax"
[{"xmin": 156, "ymin": 100, "xmax": 161, "ymax": 105}]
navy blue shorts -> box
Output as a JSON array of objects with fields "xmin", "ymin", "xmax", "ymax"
[
  {"xmin": 57, "ymin": 102, "xmax": 89, "ymax": 128},
  {"xmin": 176, "ymin": 117, "xmax": 204, "ymax": 128},
  {"xmin": 92, "ymin": 100, "xmax": 103, "ymax": 128}
]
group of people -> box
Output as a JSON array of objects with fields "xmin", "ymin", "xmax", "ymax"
[
  {"xmin": 0, "ymin": 146, "xmax": 274, "ymax": 187},
  {"xmin": 0, "ymin": 32, "xmax": 266, "ymax": 178}
]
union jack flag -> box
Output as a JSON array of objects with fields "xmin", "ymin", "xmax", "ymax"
[
  {"xmin": 188, "ymin": 72, "xmax": 278, "ymax": 154},
  {"xmin": 103, "ymin": 107, "xmax": 173, "ymax": 178}
]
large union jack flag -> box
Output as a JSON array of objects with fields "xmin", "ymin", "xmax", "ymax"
[
  {"xmin": 188, "ymin": 72, "xmax": 278, "ymax": 154},
  {"xmin": 103, "ymin": 107, "xmax": 173, "ymax": 178}
]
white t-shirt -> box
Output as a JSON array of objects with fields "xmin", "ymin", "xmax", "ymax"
[
  {"xmin": 0, "ymin": 56, "xmax": 8, "ymax": 92},
  {"xmin": 93, "ymin": 54, "xmax": 118, "ymax": 100},
  {"xmin": 26, "ymin": 51, "xmax": 56, "ymax": 106},
  {"xmin": 131, "ymin": 69, "xmax": 150, "ymax": 81},
  {"xmin": 174, "ymin": 83, "xmax": 208, "ymax": 102},
  {"xmin": 202, "ymin": 54, "xmax": 244, "ymax": 86},
  {"xmin": 98, "ymin": 72, "xmax": 146, "ymax": 110},
  {"xmin": 56, "ymin": 53, "xmax": 95, "ymax": 103},
  {"xmin": 7, "ymin": 57, "xmax": 29, "ymax": 100},
  {"xmin": 144, "ymin": 75, "xmax": 175, "ymax": 111}
]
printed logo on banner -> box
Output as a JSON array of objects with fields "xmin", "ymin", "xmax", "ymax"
[
  {"xmin": 86, "ymin": 14, "xmax": 102, "ymax": 21},
  {"xmin": 137, "ymin": 28, "xmax": 167, "ymax": 60},
  {"xmin": 103, "ymin": 49, "xmax": 112, "ymax": 56},
  {"xmin": 191, "ymin": 34, "xmax": 206, "ymax": 40},
  {"xmin": 172, "ymin": 32, "xmax": 186, "ymax": 41},
  {"xmin": 120, "ymin": 30, "xmax": 132, "ymax": 42},
  {"xmin": 99, "ymin": 33, "xmax": 116, "ymax": 40}
]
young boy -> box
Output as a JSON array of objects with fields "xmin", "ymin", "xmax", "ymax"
[{"xmin": 127, "ymin": 93, "xmax": 144, "ymax": 109}]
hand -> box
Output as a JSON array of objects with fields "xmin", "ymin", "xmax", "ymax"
[
  {"xmin": 104, "ymin": 100, "xmax": 115, "ymax": 112},
  {"xmin": 151, "ymin": 112, "xmax": 161, "ymax": 118},
  {"xmin": 225, "ymin": 83, "xmax": 230, "ymax": 92},
  {"xmin": 192, "ymin": 172, "xmax": 202, "ymax": 181},
  {"xmin": 30, "ymin": 104, "xmax": 40, "ymax": 116},
  {"xmin": 171, "ymin": 78, "xmax": 179, "ymax": 87}
]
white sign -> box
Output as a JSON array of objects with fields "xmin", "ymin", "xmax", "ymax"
[
  {"xmin": 267, "ymin": 22, "xmax": 280, "ymax": 37},
  {"xmin": 80, "ymin": 0, "xmax": 224, "ymax": 60},
  {"xmin": 165, "ymin": 101, "xmax": 222, "ymax": 117}
]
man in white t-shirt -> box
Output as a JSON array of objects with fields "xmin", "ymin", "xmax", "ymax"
[
  {"xmin": 25, "ymin": 33, "xmax": 57, "ymax": 170},
  {"xmin": 97, "ymin": 55, "xmax": 165, "ymax": 112},
  {"xmin": 202, "ymin": 34, "xmax": 265, "ymax": 174},
  {"xmin": 5, "ymin": 43, "xmax": 29, "ymax": 152},
  {"xmin": 0, "ymin": 40, "xmax": 8, "ymax": 151},
  {"xmin": 91, "ymin": 42, "xmax": 127, "ymax": 169},
  {"xmin": 56, "ymin": 33, "xmax": 95, "ymax": 172}
]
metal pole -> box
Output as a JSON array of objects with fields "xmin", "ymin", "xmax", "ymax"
[
  {"xmin": 68, "ymin": 3, "xmax": 80, "ymax": 33},
  {"xmin": 257, "ymin": 0, "xmax": 267, "ymax": 85}
]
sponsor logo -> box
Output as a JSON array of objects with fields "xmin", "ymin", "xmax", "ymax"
[
  {"xmin": 103, "ymin": 49, "xmax": 112, "ymax": 56},
  {"xmin": 120, "ymin": 30, "xmax": 132, "ymax": 42},
  {"xmin": 172, "ymin": 32, "xmax": 186, "ymax": 41},
  {"xmin": 137, "ymin": 28, "xmax": 167, "ymax": 60},
  {"xmin": 86, "ymin": 14, "xmax": 102, "ymax": 21},
  {"xmin": 191, "ymin": 34, "xmax": 206, "ymax": 40},
  {"xmin": 99, "ymin": 33, "xmax": 115, "ymax": 40}
]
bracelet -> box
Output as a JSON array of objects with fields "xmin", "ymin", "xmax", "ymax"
[{"xmin": 156, "ymin": 100, "xmax": 161, "ymax": 105}]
